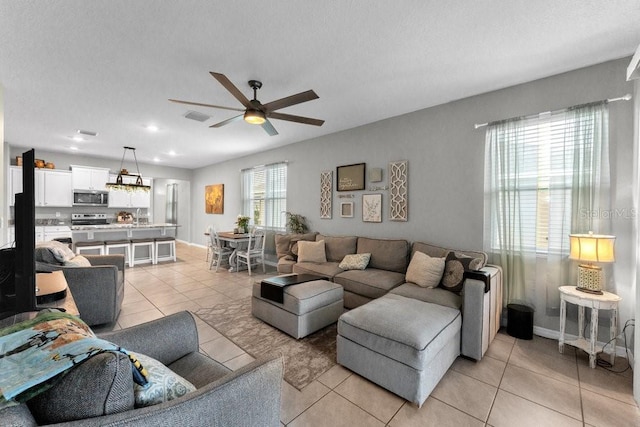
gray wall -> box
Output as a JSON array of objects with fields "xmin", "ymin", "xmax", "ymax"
[
  {"xmin": 153, "ymin": 178, "xmax": 191, "ymax": 241},
  {"xmin": 191, "ymin": 58, "xmax": 635, "ymax": 334}
]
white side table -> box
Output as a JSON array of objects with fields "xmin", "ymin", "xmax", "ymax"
[{"xmin": 558, "ymin": 286, "xmax": 621, "ymax": 368}]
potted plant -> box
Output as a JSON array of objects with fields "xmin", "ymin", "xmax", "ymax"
[
  {"xmin": 236, "ymin": 215, "xmax": 250, "ymax": 233},
  {"xmin": 285, "ymin": 212, "xmax": 308, "ymax": 234}
]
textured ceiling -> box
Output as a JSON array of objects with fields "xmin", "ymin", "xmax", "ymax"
[{"xmin": 1, "ymin": 1, "xmax": 639, "ymax": 169}]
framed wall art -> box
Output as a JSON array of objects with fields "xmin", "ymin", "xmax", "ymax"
[
  {"xmin": 337, "ymin": 163, "xmax": 365, "ymax": 191},
  {"xmin": 362, "ymin": 194, "xmax": 382, "ymax": 222},
  {"xmin": 389, "ymin": 160, "xmax": 408, "ymax": 221},
  {"xmin": 205, "ymin": 184, "xmax": 224, "ymax": 214},
  {"xmin": 340, "ymin": 201, "xmax": 354, "ymax": 218},
  {"xmin": 320, "ymin": 171, "xmax": 332, "ymax": 219}
]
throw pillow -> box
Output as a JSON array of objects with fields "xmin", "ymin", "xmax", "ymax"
[
  {"xmin": 64, "ymin": 255, "xmax": 92, "ymax": 267},
  {"xmin": 440, "ymin": 251, "xmax": 484, "ymax": 293},
  {"xmin": 296, "ymin": 240, "xmax": 327, "ymax": 263},
  {"xmin": 35, "ymin": 240, "xmax": 75, "ymax": 264},
  {"xmin": 339, "ymin": 253, "xmax": 371, "ymax": 270},
  {"xmin": 132, "ymin": 352, "xmax": 196, "ymax": 408},
  {"xmin": 405, "ymin": 251, "xmax": 445, "ymax": 288}
]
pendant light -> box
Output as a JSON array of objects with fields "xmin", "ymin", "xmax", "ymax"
[{"xmin": 105, "ymin": 146, "xmax": 151, "ymax": 192}]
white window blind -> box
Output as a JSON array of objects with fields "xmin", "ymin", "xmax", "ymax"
[
  {"xmin": 241, "ymin": 162, "xmax": 287, "ymax": 230},
  {"xmin": 487, "ymin": 106, "xmax": 603, "ymax": 254}
]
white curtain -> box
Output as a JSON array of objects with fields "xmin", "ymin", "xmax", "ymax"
[{"xmin": 484, "ymin": 103, "xmax": 611, "ymax": 318}]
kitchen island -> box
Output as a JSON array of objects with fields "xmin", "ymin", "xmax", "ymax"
[{"xmin": 71, "ymin": 223, "xmax": 178, "ymax": 242}]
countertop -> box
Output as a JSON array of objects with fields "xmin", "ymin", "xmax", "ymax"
[{"xmin": 71, "ymin": 223, "xmax": 178, "ymax": 231}]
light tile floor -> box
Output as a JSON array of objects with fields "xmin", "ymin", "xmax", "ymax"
[{"xmin": 94, "ymin": 242, "xmax": 640, "ymax": 426}]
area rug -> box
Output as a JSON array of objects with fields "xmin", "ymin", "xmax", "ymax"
[{"xmin": 195, "ymin": 298, "xmax": 337, "ymax": 390}]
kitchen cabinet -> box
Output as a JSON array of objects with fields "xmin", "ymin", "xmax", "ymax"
[
  {"xmin": 107, "ymin": 175, "xmax": 152, "ymax": 208},
  {"xmin": 71, "ymin": 165, "xmax": 110, "ymax": 191},
  {"xmin": 36, "ymin": 170, "xmax": 73, "ymax": 207},
  {"xmin": 43, "ymin": 226, "xmax": 72, "ymax": 241},
  {"xmin": 9, "ymin": 167, "xmax": 72, "ymax": 207}
]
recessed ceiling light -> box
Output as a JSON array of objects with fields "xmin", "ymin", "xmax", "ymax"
[
  {"xmin": 168, "ymin": 150, "xmax": 176, "ymax": 156},
  {"xmin": 69, "ymin": 146, "xmax": 79, "ymax": 151},
  {"xmin": 146, "ymin": 124, "xmax": 159, "ymax": 132},
  {"xmin": 153, "ymin": 157, "xmax": 160, "ymax": 162},
  {"xmin": 71, "ymin": 135, "xmax": 84, "ymax": 142}
]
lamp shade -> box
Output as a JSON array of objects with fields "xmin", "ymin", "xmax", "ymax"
[{"xmin": 569, "ymin": 233, "xmax": 616, "ymax": 263}]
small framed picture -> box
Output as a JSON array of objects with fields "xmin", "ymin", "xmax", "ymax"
[
  {"xmin": 362, "ymin": 194, "xmax": 382, "ymax": 222},
  {"xmin": 340, "ymin": 201, "xmax": 354, "ymax": 218}
]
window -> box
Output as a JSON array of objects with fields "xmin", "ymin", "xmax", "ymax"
[
  {"xmin": 484, "ymin": 102, "xmax": 609, "ymax": 307},
  {"xmin": 485, "ymin": 105, "xmax": 608, "ymax": 255},
  {"xmin": 240, "ymin": 162, "xmax": 287, "ymax": 230}
]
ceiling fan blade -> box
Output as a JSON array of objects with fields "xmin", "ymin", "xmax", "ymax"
[
  {"xmin": 210, "ymin": 114, "xmax": 244, "ymax": 128},
  {"xmin": 261, "ymin": 119, "xmax": 279, "ymax": 136},
  {"xmin": 268, "ymin": 112, "xmax": 324, "ymax": 127},
  {"xmin": 262, "ymin": 90, "xmax": 319, "ymax": 112},
  {"xmin": 210, "ymin": 72, "xmax": 251, "ymax": 108},
  {"xmin": 168, "ymin": 99, "xmax": 244, "ymax": 112}
]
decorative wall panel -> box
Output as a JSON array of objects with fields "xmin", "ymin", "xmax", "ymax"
[
  {"xmin": 320, "ymin": 171, "xmax": 332, "ymax": 219},
  {"xmin": 389, "ymin": 160, "xmax": 408, "ymax": 221}
]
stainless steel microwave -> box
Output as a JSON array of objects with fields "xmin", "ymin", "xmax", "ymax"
[{"xmin": 73, "ymin": 190, "xmax": 109, "ymax": 207}]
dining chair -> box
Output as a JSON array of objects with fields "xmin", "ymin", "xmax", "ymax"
[
  {"xmin": 205, "ymin": 225, "xmax": 213, "ymax": 262},
  {"xmin": 235, "ymin": 229, "xmax": 266, "ymax": 276},
  {"xmin": 209, "ymin": 228, "xmax": 234, "ymax": 272}
]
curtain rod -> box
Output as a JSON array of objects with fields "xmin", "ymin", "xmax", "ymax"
[
  {"xmin": 240, "ymin": 160, "xmax": 288, "ymax": 172},
  {"xmin": 473, "ymin": 94, "xmax": 632, "ymax": 129}
]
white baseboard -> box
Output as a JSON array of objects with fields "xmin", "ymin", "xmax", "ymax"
[{"xmin": 533, "ymin": 326, "xmax": 631, "ymax": 359}]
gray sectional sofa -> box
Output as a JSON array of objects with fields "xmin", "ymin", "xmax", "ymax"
[{"xmin": 275, "ymin": 233, "xmax": 503, "ymax": 405}]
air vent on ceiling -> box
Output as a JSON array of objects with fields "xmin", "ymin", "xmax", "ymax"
[
  {"xmin": 184, "ymin": 111, "xmax": 211, "ymax": 122},
  {"xmin": 77, "ymin": 129, "xmax": 98, "ymax": 136}
]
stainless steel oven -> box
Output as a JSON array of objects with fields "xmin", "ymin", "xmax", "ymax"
[{"xmin": 73, "ymin": 191, "xmax": 109, "ymax": 207}]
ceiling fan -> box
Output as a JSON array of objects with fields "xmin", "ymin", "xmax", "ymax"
[{"xmin": 169, "ymin": 72, "xmax": 324, "ymax": 136}]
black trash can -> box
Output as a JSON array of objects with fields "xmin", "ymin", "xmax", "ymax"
[{"xmin": 507, "ymin": 303, "xmax": 534, "ymax": 340}]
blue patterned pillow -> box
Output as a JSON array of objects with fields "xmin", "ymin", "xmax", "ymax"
[{"xmin": 132, "ymin": 352, "xmax": 196, "ymax": 407}]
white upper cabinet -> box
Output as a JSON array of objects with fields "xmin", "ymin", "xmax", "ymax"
[
  {"xmin": 9, "ymin": 167, "xmax": 72, "ymax": 207},
  {"xmin": 71, "ymin": 165, "xmax": 110, "ymax": 191}
]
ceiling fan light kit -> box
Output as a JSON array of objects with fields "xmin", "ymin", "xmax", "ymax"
[{"xmin": 169, "ymin": 72, "xmax": 324, "ymax": 136}]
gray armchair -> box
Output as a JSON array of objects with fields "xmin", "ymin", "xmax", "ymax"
[
  {"xmin": 1, "ymin": 311, "xmax": 284, "ymax": 426},
  {"xmin": 35, "ymin": 246, "xmax": 125, "ymax": 326}
]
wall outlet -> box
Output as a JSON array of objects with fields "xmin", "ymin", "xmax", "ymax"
[{"xmin": 56, "ymin": 212, "xmax": 61, "ymax": 217}]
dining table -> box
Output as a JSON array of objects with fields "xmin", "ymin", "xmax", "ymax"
[{"xmin": 216, "ymin": 231, "xmax": 252, "ymax": 272}]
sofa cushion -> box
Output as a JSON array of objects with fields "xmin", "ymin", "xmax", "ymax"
[
  {"xmin": 277, "ymin": 257, "xmax": 296, "ymax": 274},
  {"xmin": 275, "ymin": 232, "xmax": 318, "ymax": 259},
  {"xmin": 405, "ymin": 251, "xmax": 445, "ymax": 288},
  {"xmin": 316, "ymin": 235, "xmax": 358, "ymax": 262},
  {"xmin": 297, "ymin": 240, "xmax": 327, "ymax": 263},
  {"xmin": 412, "ymin": 241, "xmax": 487, "ymax": 269},
  {"xmin": 389, "ymin": 283, "xmax": 462, "ymax": 309},
  {"xmin": 35, "ymin": 240, "xmax": 75, "ymax": 264},
  {"xmin": 337, "ymin": 293, "xmax": 461, "ymax": 370},
  {"xmin": 64, "ymin": 255, "xmax": 92, "ymax": 267},
  {"xmin": 27, "ymin": 352, "xmax": 135, "ymax": 424},
  {"xmin": 357, "ymin": 237, "xmax": 409, "ymax": 273},
  {"xmin": 334, "ymin": 268, "xmax": 405, "ymax": 299},
  {"xmin": 132, "ymin": 352, "xmax": 196, "ymax": 408},
  {"xmin": 293, "ymin": 261, "xmax": 343, "ymax": 279},
  {"xmin": 440, "ymin": 251, "xmax": 484, "ymax": 294},
  {"xmin": 339, "ymin": 253, "xmax": 371, "ymax": 270}
]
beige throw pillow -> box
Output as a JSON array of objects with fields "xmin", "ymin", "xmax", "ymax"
[
  {"xmin": 339, "ymin": 253, "xmax": 371, "ymax": 270},
  {"xmin": 297, "ymin": 240, "xmax": 327, "ymax": 263},
  {"xmin": 405, "ymin": 251, "xmax": 445, "ymax": 288}
]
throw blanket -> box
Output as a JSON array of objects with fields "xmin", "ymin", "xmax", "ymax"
[{"xmin": 0, "ymin": 311, "xmax": 148, "ymax": 406}]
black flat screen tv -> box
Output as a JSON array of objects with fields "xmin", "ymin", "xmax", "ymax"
[{"xmin": 0, "ymin": 149, "xmax": 37, "ymax": 320}]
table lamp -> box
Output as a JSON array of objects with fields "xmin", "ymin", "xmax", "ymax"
[{"xmin": 569, "ymin": 232, "xmax": 616, "ymax": 294}]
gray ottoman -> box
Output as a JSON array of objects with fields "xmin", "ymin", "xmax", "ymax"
[
  {"xmin": 252, "ymin": 279, "xmax": 343, "ymax": 339},
  {"xmin": 337, "ymin": 293, "xmax": 461, "ymax": 406}
]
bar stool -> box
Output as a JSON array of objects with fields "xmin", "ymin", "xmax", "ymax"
[
  {"xmin": 154, "ymin": 236, "xmax": 176, "ymax": 264},
  {"xmin": 74, "ymin": 241, "xmax": 105, "ymax": 255},
  {"xmin": 105, "ymin": 239, "xmax": 132, "ymax": 267},
  {"xmin": 130, "ymin": 238, "xmax": 155, "ymax": 266}
]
